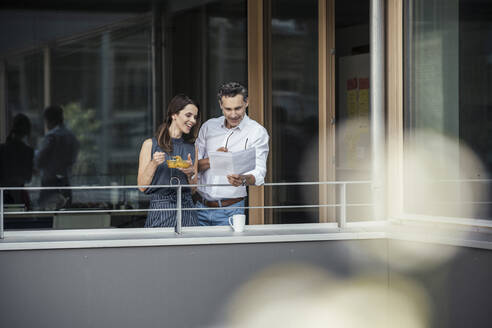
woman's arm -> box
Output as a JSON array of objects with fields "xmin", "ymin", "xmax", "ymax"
[
  {"xmin": 176, "ymin": 148, "xmax": 199, "ymax": 192},
  {"xmin": 137, "ymin": 139, "xmax": 165, "ymax": 192},
  {"xmin": 177, "ymin": 152, "xmax": 198, "ymax": 187}
]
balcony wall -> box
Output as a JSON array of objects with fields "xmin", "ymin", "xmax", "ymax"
[{"xmin": 0, "ymin": 238, "xmax": 491, "ymax": 328}]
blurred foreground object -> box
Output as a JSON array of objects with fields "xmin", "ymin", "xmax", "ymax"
[{"xmin": 225, "ymin": 263, "xmax": 429, "ymax": 328}]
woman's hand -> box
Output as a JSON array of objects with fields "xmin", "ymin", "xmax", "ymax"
[
  {"xmin": 177, "ymin": 153, "xmax": 195, "ymax": 177},
  {"xmin": 152, "ymin": 151, "xmax": 165, "ymax": 165}
]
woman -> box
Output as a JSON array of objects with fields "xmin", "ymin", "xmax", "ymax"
[
  {"xmin": 137, "ymin": 94, "xmax": 200, "ymax": 227},
  {"xmin": 0, "ymin": 113, "xmax": 34, "ymax": 207}
]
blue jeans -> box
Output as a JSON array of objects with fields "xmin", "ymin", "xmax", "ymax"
[{"xmin": 196, "ymin": 199, "xmax": 245, "ymax": 226}]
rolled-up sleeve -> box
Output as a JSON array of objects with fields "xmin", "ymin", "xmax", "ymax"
[{"xmin": 246, "ymin": 126, "xmax": 269, "ymax": 186}]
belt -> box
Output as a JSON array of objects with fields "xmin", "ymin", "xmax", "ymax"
[{"xmin": 193, "ymin": 194, "xmax": 244, "ymax": 208}]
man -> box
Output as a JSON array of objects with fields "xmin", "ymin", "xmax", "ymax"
[
  {"xmin": 35, "ymin": 105, "xmax": 79, "ymax": 208},
  {"xmin": 195, "ymin": 82, "xmax": 269, "ymax": 226}
]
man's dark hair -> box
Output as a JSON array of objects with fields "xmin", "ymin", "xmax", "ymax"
[
  {"xmin": 217, "ymin": 82, "xmax": 248, "ymax": 103},
  {"xmin": 43, "ymin": 105, "xmax": 64, "ymax": 129}
]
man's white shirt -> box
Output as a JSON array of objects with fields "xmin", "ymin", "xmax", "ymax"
[{"xmin": 195, "ymin": 114, "xmax": 269, "ymax": 200}]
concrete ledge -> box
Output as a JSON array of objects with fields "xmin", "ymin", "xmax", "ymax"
[
  {"xmin": 1, "ymin": 220, "xmax": 491, "ymax": 251},
  {"xmin": 0, "ymin": 222, "xmax": 386, "ymax": 250}
]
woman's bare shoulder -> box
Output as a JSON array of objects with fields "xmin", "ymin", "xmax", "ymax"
[
  {"xmin": 142, "ymin": 138, "xmax": 153, "ymax": 147},
  {"xmin": 139, "ymin": 138, "xmax": 153, "ymax": 154}
]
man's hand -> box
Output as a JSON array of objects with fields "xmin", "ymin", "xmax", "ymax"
[
  {"xmin": 227, "ymin": 174, "xmax": 242, "ymax": 187},
  {"xmin": 216, "ymin": 147, "xmax": 228, "ymax": 152},
  {"xmin": 227, "ymin": 174, "xmax": 255, "ymax": 187},
  {"xmin": 198, "ymin": 158, "xmax": 210, "ymax": 172},
  {"xmin": 227, "ymin": 174, "xmax": 245, "ymax": 187}
]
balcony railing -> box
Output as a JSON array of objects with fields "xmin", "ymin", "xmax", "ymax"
[
  {"xmin": 0, "ymin": 181, "xmax": 374, "ymax": 238},
  {"xmin": 3, "ymin": 179, "xmax": 492, "ymax": 240}
]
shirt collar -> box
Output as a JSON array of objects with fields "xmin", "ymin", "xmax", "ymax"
[
  {"xmin": 46, "ymin": 124, "xmax": 63, "ymax": 136},
  {"xmin": 220, "ymin": 114, "xmax": 249, "ymax": 131}
]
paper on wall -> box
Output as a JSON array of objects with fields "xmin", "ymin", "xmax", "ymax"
[{"xmin": 209, "ymin": 147, "xmax": 256, "ymax": 176}]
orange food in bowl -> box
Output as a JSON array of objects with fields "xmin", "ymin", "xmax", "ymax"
[
  {"xmin": 167, "ymin": 155, "xmax": 191, "ymax": 168},
  {"xmin": 177, "ymin": 161, "xmax": 191, "ymax": 168}
]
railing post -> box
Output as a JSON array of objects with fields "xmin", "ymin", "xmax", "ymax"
[
  {"xmin": 371, "ymin": 0, "xmax": 386, "ymax": 221},
  {"xmin": 175, "ymin": 185, "xmax": 182, "ymax": 234},
  {"xmin": 339, "ymin": 183, "xmax": 347, "ymax": 229},
  {"xmin": 1, "ymin": 188, "xmax": 4, "ymax": 239}
]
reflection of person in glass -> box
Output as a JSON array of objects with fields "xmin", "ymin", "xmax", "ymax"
[
  {"xmin": 35, "ymin": 105, "xmax": 79, "ymax": 208},
  {"xmin": 194, "ymin": 82, "xmax": 269, "ymax": 226},
  {"xmin": 0, "ymin": 113, "xmax": 34, "ymax": 207},
  {"xmin": 138, "ymin": 94, "xmax": 200, "ymax": 227}
]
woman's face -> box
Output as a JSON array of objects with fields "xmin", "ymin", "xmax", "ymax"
[{"xmin": 172, "ymin": 104, "xmax": 199, "ymax": 135}]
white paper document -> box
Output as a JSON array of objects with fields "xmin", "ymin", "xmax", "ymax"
[{"xmin": 209, "ymin": 147, "xmax": 256, "ymax": 176}]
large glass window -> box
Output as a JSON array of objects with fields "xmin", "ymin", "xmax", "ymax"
[
  {"xmin": 5, "ymin": 52, "xmax": 45, "ymax": 148},
  {"xmin": 51, "ymin": 19, "xmax": 153, "ymax": 186},
  {"xmin": 1, "ymin": 10, "xmax": 153, "ymax": 229},
  {"xmin": 404, "ymin": 0, "xmax": 492, "ymax": 219},
  {"xmin": 166, "ymin": 0, "xmax": 247, "ymax": 120},
  {"xmin": 2, "ymin": 2, "xmax": 248, "ymax": 230},
  {"xmin": 269, "ymin": 0, "xmax": 319, "ymax": 224}
]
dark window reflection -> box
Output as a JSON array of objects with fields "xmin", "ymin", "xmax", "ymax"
[
  {"xmin": 51, "ymin": 20, "xmax": 153, "ymax": 186},
  {"xmin": 459, "ymin": 1, "xmax": 492, "ymax": 184},
  {"xmin": 207, "ymin": 1, "xmax": 248, "ymax": 118},
  {"xmin": 166, "ymin": 0, "xmax": 247, "ymax": 120},
  {"xmin": 270, "ymin": 0, "xmax": 318, "ymax": 224},
  {"xmin": 2, "ymin": 12, "xmax": 153, "ymax": 220},
  {"xmin": 5, "ymin": 53, "xmax": 44, "ymax": 148},
  {"xmin": 404, "ymin": 0, "xmax": 492, "ymax": 219}
]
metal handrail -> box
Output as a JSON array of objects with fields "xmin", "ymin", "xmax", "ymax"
[
  {"xmin": 1, "ymin": 180, "xmax": 374, "ymax": 238},
  {"xmin": 3, "ymin": 178, "xmax": 492, "ymax": 238},
  {"xmin": 0, "ymin": 180, "xmax": 373, "ymax": 190}
]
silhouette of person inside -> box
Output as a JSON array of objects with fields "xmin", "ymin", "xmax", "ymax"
[
  {"xmin": 35, "ymin": 105, "xmax": 79, "ymax": 209},
  {"xmin": 0, "ymin": 113, "xmax": 34, "ymax": 208}
]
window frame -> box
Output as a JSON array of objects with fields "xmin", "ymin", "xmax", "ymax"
[{"xmin": 396, "ymin": 0, "xmax": 492, "ymax": 229}]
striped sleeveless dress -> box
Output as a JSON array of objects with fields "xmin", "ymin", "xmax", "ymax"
[{"xmin": 144, "ymin": 137, "xmax": 198, "ymax": 227}]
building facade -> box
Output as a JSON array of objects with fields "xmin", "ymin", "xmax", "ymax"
[{"xmin": 1, "ymin": 0, "xmax": 491, "ymax": 226}]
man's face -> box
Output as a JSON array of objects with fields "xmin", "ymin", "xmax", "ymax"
[{"xmin": 220, "ymin": 95, "xmax": 248, "ymax": 129}]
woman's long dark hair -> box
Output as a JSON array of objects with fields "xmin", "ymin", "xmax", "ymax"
[
  {"xmin": 155, "ymin": 94, "xmax": 200, "ymax": 153},
  {"xmin": 7, "ymin": 113, "xmax": 31, "ymax": 142}
]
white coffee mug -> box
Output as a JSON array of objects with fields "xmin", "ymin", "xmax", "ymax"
[{"xmin": 228, "ymin": 214, "xmax": 246, "ymax": 232}]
